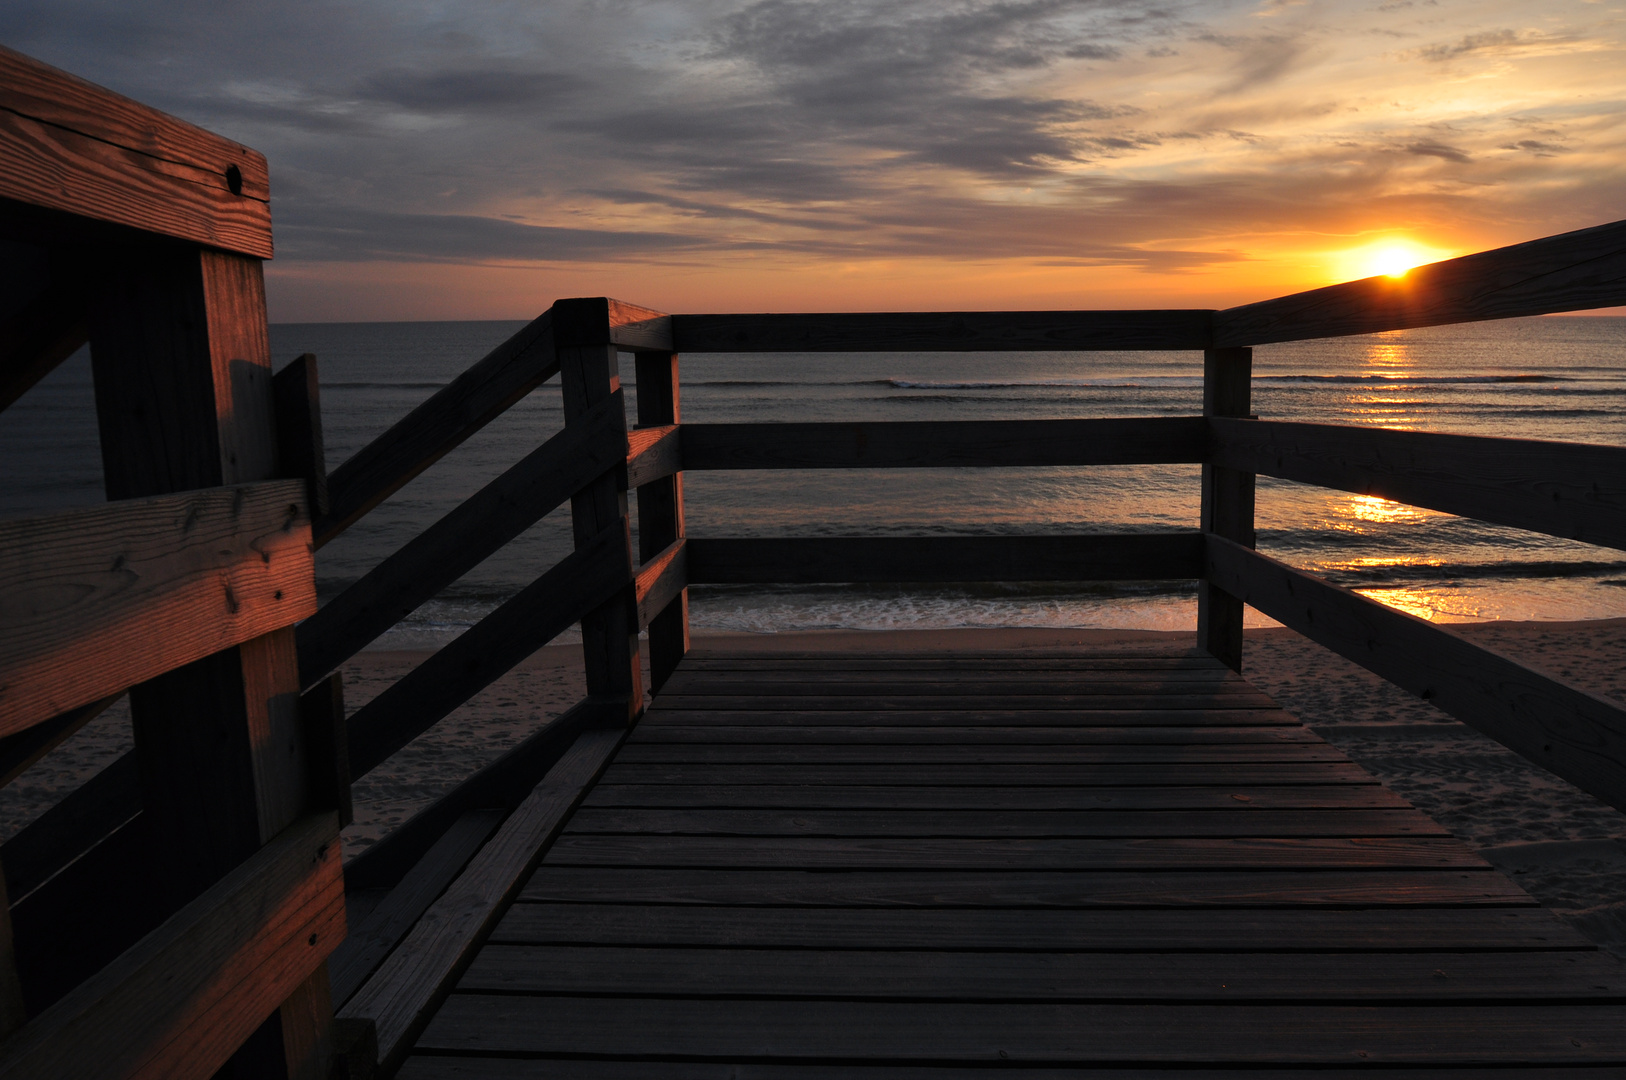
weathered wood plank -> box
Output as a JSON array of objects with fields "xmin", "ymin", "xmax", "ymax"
[
  {"xmin": 0, "ymin": 812, "xmax": 343, "ymax": 1080},
  {"xmin": 462, "ymin": 944, "xmax": 1625, "ymax": 1000},
  {"xmin": 543, "ymin": 835, "xmax": 1484, "ymax": 871},
  {"xmin": 0, "ymin": 46, "xmax": 271, "ymax": 256},
  {"xmin": 679, "ymin": 417, "xmax": 1207, "ymax": 470},
  {"xmin": 634, "ymin": 349, "xmax": 688, "ymax": 692},
  {"xmin": 562, "ymin": 806, "xmax": 1447, "ymax": 837},
  {"xmin": 1206, "ymin": 537, "xmax": 1626, "ymax": 815},
  {"xmin": 421, "ymin": 997, "xmax": 1626, "ymax": 1062},
  {"xmin": 679, "ymin": 655, "xmax": 1222, "ymax": 671},
  {"xmin": 626, "ymin": 424, "xmax": 681, "ymax": 488},
  {"xmin": 1214, "ymin": 217, "xmax": 1626, "ymax": 346},
  {"xmin": 628, "ymin": 724, "xmax": 1322, "ymax": 745},
  {"xmin": 396, "ymin": 1061, "xmax": 1626, "ymax": 1080},
  {"xmin": 657, "ymin": 677, "xmax": 1261, "ymax": 697},
  {"xmin": 0, "ymin": 480, "xmax": 314, "ymax": 736},
  {"xmin": 328, "ymin": 810, "xmax": 502, "ymax": 1007},
  {"xmin": 635, "ymin": 539, "xmax": 687, "ymax": 633},
  {"xmin": 345, "ymin": 524, "xmax": 628, "ymax": 780},
  {"xmin": 670, "ymin": 310, "xmax": 1213, "ymax": 352},
  {"xmin": 579, "ymin": 783, "xmax": 1405, "ymax": 811},
  {"xmin": 297, "ymin": 394, "xmax": 627, "ymax": 687},
  {"xmin": 492, "ymin": 902, "xmax": 1583, "ymax": 951},
  {"xmin": 650, "ymin": 694, "xmax": 1279, "ymax": 711},
  {"xmin": 628, "ymin": 708, "xmax": 1300, "ymax": 726},
  {"xmin": 552, "ymin": 297, "xmax": 674, "ymax": 353},
  {"xmin": 663, "ymin": 665, "xmax": 1241, "ymax": 683},
  {"xmin": 1211, "ymin": 418, "xmax": 1626, "ymax": 552},
  {"xmin": 686, "ymin": 533, "xmax": 1203, "ymax": 584},
  {"xmin": 340, "ymin": 725, "xmax": 626, "ymax": 1075},
  {"xmin": 598, "ymin": 762, "xmax": 1371, "ymax": 787},
  {"xmin": 611, "ymin": 743, "xmax": 1349, "ymax": 764},
  {"xmin": 317, "ymin": 311, "xmax": 556, "ymax": 546}
]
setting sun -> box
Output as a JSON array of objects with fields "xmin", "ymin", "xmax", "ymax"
[{"xmin": 1331, "ymin": 239, "xmax": 1452, "ymax": 283}]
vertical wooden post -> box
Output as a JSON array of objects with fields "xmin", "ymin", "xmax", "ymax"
[
  {"xmin": 553, "ymin": 299, "xmax": 643, "ymax": 724},
  {"xmin": 1197, "ymin": 346, "xmax": 1255, "ymax": 672},
  {"xmin": 635, "ymin": 350, "xmax": 689, "ymax": 693},
  {"xmin": 86, "ymin": 245, "xmax": 332, "ymax": 1079}
]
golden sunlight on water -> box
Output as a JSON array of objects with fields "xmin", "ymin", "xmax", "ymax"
[
  {"xmin": 1351, "ymin": 333, "xmax": 1423, "ymax": 428},
  {"xmin": 1344, "ymin": 495, "xmax": 1426, "ymax": 526}
]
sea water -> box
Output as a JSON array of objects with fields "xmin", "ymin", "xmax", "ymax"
[{"xmin": 5, "ymin": 316, "xmax": 1626, "ymax": 647}]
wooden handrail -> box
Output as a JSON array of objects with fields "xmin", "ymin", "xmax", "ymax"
[
  {"xmin": 316, "ymin": 310, "xmax": 558, "ymax": 547},
  {"xmin": 297, "ymin": 393, "xmax": 629, "ymax": 688},
  {"xmin": 671, "ymin": 310, "xmax": 1212, "ymax": 352},
  {"xmin": 685, "ymin": 534, "xmax": 1204, "ymax": 584},
  {"xmin": 0, "ymin": 481, "xmax": 315, "ymax": 736},
  {"xmin": 344, "ymin": 522, "xmax": 631, "ymax": 780},
  {"xmin": 1213, "ymin": 217, "xmax": 1626, "ymax": 346},
  {"xmin": 1210, "ymin": 418, "xmax": 1626, "ymax": 551},
  {"xmin": 1206, "ymin": 536, "xmax": 1626, "ymax": 815},
  {"xmin": 680, "ymin": 417, "xmax": 1207, "ymax": 470}
]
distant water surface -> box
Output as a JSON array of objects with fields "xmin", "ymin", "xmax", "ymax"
[{"xmin": 4, "ymin": 316, "xmax": 1624, "ymax": 645}]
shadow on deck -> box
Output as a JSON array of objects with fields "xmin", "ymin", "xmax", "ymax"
[{"xmin": 398, "ymin": 643, "xmax": 1626, "ymax": 1075}]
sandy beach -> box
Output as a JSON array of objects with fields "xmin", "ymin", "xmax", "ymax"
[{"xmin": 7, "ymin": 619, "xmax": 1626, "ymax": 952}]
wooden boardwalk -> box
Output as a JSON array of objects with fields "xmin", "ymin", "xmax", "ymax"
[{"xmin": 402, "ymin": 647, "xmax": 1626, "ymax": 1075}]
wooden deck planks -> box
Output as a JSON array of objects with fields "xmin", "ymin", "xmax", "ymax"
[{"xmin": 404, "ymin": 648, "xmax": 1626, "ymax": 1075}]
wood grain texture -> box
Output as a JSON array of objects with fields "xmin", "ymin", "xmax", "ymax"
[
  {"xmin": 396, "ymin": 1062, "xmax": 1626, "ymax": 1080},
  {"xmin": 630, "ymin": 722, "xmax": 1316, "ymax": 744},
  {"xmin": 1206, "ymin": 537, "xmax": 1626, "ymax": 815},
  {"xmin": 628, "ymin": 707, "xmax": 1296, "ymax": 725},
  {"xmin": 634, "ymin": 350, "xmax": 688, "ymax": 692},
  {"xmin": 420, "ymin": 997, "xmax": 1626, "ymax": 1063},
  {"xmin": 1211, "ymin": 417, "xmax": 1626, "ymax": 551},
  {"xmin": 0, "ymin": 812, "xmax": 342, "ymax": 1080},
  {"xmin": 564, "ymin": 805, "xmax": 1446, "ymax": 837},
  {"xmin": 0, "ymin": 46, "xmax": 271, "ymax": 256},
  {"xmin": 551, "ymin": 297, "xmax": 673, "ymax": 352},
  {"xmin": 462, "ymin": 944, "xmax": 1624, "ymax": 1000},
  {"xmin": 626, "ymin": 424, "xmax": 681, "ymax": 488},
  {"xmin": 317, "ymin": 310, "xmax": 557, "ymax": 546},
  {"xmin": 0, "ymin": 480, "xmax": 315, "ymax": 735},
  {"xmin": 297, "ymin": 394, "xmax": 627, "ymax": 687},
  {"xmin": 686, "ymin": 533, "xmax": 1203, "ymax": 584},
  {"xmin": 344, "ymin": 524, "xmax": 628, "ymax": 780},
  {"xmin": 340, "ymin": 726, "xmax": 626, "ymax": 1074},
  {"xmin": 328, "ymin": 810, "xmax": 502, "ymax": 1007},
  {"xmin": 680, "ymin": 417, "xmax": 1207, "ymax": 470},
  {"xmin": 1213, "ymin": 217, "xmax": 1626, "ymax": 346},
  {"xmin": 597, "ymin": 762, "xmax": 1373, "ymax": 786},
  {"xmin": 492, "ymin": 903, "xmax": 1580, "ymax": 951},
  {"xmin": 580, "ymin": 783, "xmax": 1405, "ymax": 812},
  {"xmin": 1197, "ymin": 347, "xmax": 1252, "ymax": 670},
  {"xmin": 670, "ymin": 310, "xmax": 1213, "ymax": 352},
  {"xmin": 610, "ymin": 742, "xmax": 1349, "ymax": 764},
  {"xmin": 635, "ymin": 538, "xmax": 688, "ymax": 632},
  {"xmin": 648, "ymin": 694, "xmax": 1278, "ymax": 711}
]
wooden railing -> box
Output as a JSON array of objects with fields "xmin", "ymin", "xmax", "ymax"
[{"xmin": 8, "ymin": 39, "xmax": 1626, "ymax": 1080}]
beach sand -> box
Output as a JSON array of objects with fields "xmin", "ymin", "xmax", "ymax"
[{"xmin": 6, "ymin": 620, "xmax": 1626, "ymax": 952}]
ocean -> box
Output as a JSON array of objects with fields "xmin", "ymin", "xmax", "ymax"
[{"xmin": 6, "ymin": 315, "xmax": 1626, "ymax": 647}]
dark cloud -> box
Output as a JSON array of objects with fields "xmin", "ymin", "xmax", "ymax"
[
  {"xmin": 357, "ymin": 69, "xmax": 579, "ymax": 113},
  {"xmin": 1412, "ymin": 29, "xmax": 1550, "ymax": 62},
  {"xmin": 1405, "ymin": 140, "xmax": 1471, "ymax": 163},
  {"xmin": 1500, "ymin": 139, "xmax": 1569, "ymax": 157}
]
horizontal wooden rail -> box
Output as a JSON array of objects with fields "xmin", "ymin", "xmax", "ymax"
[
  {"xmin": 1, "ymin": 754, "xmax": 138, "ymax": 902},
  {"xmin": 345, "ymin": 523, "xmax": 630, "ymax": 780},
  {"xmin": 0, "ymin": 694, "xmax": 118, "ymax": 790},
  {"xmin": 0, "ymin": 811, "xmax": 342, "ymax": 1080},
  {"xmin": 0, "ymin": 45, "xmax": 271, "ymax": 257},
  {"xmin": 1210, "ymin": 418, "xmax": 1626, "ymax": 551},
  {"xmin": 317, "ymin": 311, "xmax": 558, "ymax": 547},
  {"xmin": 552, "ymin": 298, "xmax": 674, "ymax": 353},
  {"xmin": 1214, "ymin": 217, "xmax": 1626, "ymax": 346},
  {"xmin": 297, "ymin": 393, "xmax": 629, "ymax": 688},
  {"xmin": 635, "ymin": 539, "xmax": 687, "ymax": 630},
  {"xmin": 1205, "ymin": 536, "xmax": 1626, "ymax": 815},
  {"xmin": 681, "ymin": 417, "xmax": 1207, "ymax": 471},
  {"xmin": 686, "ymin": 533, "xmax": 1203, "ymax": 584},
  {"xmin": 0, "ymin": 481, "xmax": 315, "ymax": 737},
  {"xmin": 671, "ymin": 310, "xmax": 1212, "ymax": 353},
  {"xmin": 626, "ymin": 425, "xmax": 681, "ymax": 488}
]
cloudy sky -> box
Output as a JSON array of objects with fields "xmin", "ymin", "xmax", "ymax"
[{"xmin": 6, "ymin": 0, "xmax": 1624, "ymax": 319}]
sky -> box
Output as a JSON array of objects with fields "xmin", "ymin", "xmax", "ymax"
[{"xmin": 5, "ymin": 0, "xmax": 1626, "ymax": 321}]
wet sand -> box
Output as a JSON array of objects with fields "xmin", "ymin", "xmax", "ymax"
[{"xmin": 6, "ymin": 619, "xmax": 1626, "ymax": 953}]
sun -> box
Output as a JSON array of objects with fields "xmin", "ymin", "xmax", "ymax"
[{"xmin": 1331, "ymin": 238, "xmax": 1453, "ymax": 283}]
